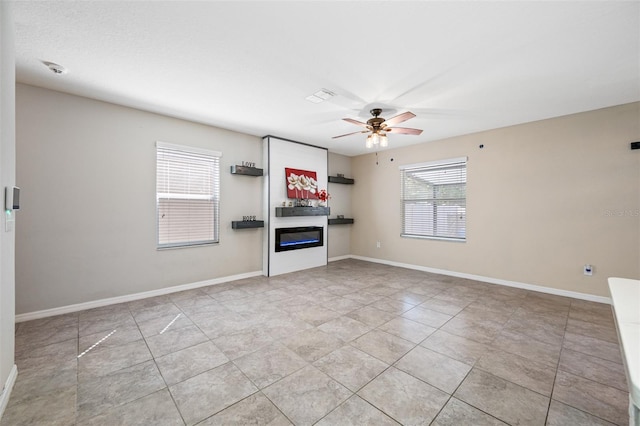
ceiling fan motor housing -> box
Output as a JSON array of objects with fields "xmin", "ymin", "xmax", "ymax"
[{"xmin": 367, "ymin": 109, "xmax": 386, "ymax": 132}]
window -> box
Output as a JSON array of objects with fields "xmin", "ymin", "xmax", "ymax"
[
  {"xmin": 156, "ymin": 142, "xmax": 221, "ymax": 248},
  {"xmin": 400, "ymin": 157, "xmax": 467, "ymax": 241}
]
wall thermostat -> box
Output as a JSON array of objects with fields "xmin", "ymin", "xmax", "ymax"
[{"xmin": 5, "ymin": 186, "xmax": 20, "ymax": 211}]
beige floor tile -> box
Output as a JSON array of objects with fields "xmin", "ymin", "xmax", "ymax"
[
  {"xmin": 212, "ymin": 328, "xmax": 274, "ymax": 360},
  {"xmin": 491, "ymin": 329, "xmax": 561, "ymax": 367},
  {"xmin": 263, "ymin": 365, "xmax": 352, "ymax": 426},
  {"xmin": 378, "ymin": 316, "xmax": 436, "ymax": 344},
  {"xmin": 454, "ymin": 369, "xmax": 549, "ymax": 426},
  {"xmin": 317, "ymin": 316, "xmax": 372, "ymax": 342},
  {"xmin": 558, "ymin": 348, "xmax": 627, "ymax": 391},
  {"xmin": 388, "ymin": 290, "xmax": 430, "ymax": 305},
  {"xmin": 502, "ymin": 314, "xmax": 565, "ymax": 346},
  {"xmin": 136, "ymin": 311, "xmax": 194, "ymax": 338},
  {"xmin": 421, "ymin": 329, "xmax": 489, "ymax": 365},
  {"xmin": 199, "ymin": 392, "xmax": 291, "ymax": 425},
  {"xmin": 569, "ymin": 300, "xmax": 616, "ymax": 327},
  {"xmin": 313, "ymin": 345, "xmax": 388, "ymax": 392},
  {"xmin": 262, "ymin": 315, "xmax": 315, "ymax": 341},
  {"xmin": 193, "ymin": 312, "xmax": 256, "ymax": 340},
  {"xmin": 342, "ymin": 291, "xmax": 384, "ymax": 305},
  {"xmin": 439, "ymin": 316, "xmax": 503, "ymax": 344},
  {"xmin": 0, "ymin": 385, "xmax": 76, "ymax": 426},
  {"xmin": 79, "ymin": 322, "xmax": 143, "ymax": 353},
  {"xmin": 156, "ymin": 341, "xmax": 229, "ymax": 385},
  {"xmin": 16, "ymin": 338, "xmax": 78, "ymax": 373},
  {"xmin": 175, "ymin": 295, "xmax": 231, "ymax": 316},
  {"xmin": 402, "ymin": 305, "xmax": 453, "ymax": 328},
  {"xmin": 395, "ymin": 346, "xmax": 472, "ymax": 393},
  {"xmin": 369, "ymin": 297, "xmax": 415, "ymax": 315},
  {"xmin": 562, "ymin": 331, "xmax": 623, "ymax": 364},
  {"xmin": 432, "ymin": 397, "xmax": 508, "ymax": 426},
  {"xmin": 233, "ymin": 342, "xmax": 308, "ymax": 389},
  {"xmin": 16, "ymin": 312, "xmax": 78, "ymax": 334},
  {"xmin": 316, "ymin": 395, "xmax": 399, "ymax": 425},
  {"xmin": 7, "ymin": 259, "xmax": 634, "ymax": 425},
  {"xmin": 144, "ymin": 324, "xmax": 208, "ymax": 358},
  {"xmin": 459, "ymin": 301, "xmax": 515, "ymax": 320},
  {"xmin": 566, "ymin": 318, "xmax": 619, "ymax": 344},
  {"xmin": 291, "ymin": 305, "xmax": 342, "ymax": 326},
  {"xmin": 358, "ymin": 367, "xmax": 449, "ymax": 425},
  {"xmin": 281, "ymin": 328, "xmax": 344, "ymax": 362},
  {"xmin": 475, "ymin": 348, "xmax": 556, "ymax": 396},
  {"xmin": 301, "ymin": 289, "xmax": 338, "ymax": 304},
  {"xmin": 346, "ymin": 306, "xmax": 396, "ymax": 327},
  {"xmin": 82, "ymin": 389, "xmax": 184, "ymax": 426},
  {"xmin": 78, "ymin": 311, "xmax": 137, "ymax": 338},
  {"xmin": 351, "ymin": 329, "xmax": 415, "ymax": 364},
  {"xmin": 546, "ymin": 400, "xmax": 617, "ymax": 426},
  {"xmin": 15, "ymin": 321, "xmax": 79, "ymax": 354},
  {"xmin": 321, "ymin": 296, "xmax": 364, "ymax": 314},
  {"xmin": 552, "ymin": 370, "xmax": 628, "ymax": 425},
  {"xmin": 420, "ymin": 296, "xmax": 471, "ymax": 316},
  {"xmin": 131, "ymin": 302, "xmax": 182, "ymax": 324},
  {"xmin": 8, "ymin": 359, "xmax": 77, "ymax": 406},
  {"xmin": 78, "ymin": 339, "xmax": 152, "ymax": 378},
  {"xmin": 77, "ymin": 360, "xmax": 166, "ymax": 420},
  {"xmin": 169, "ymin": 362, "xmax": 258, "ymax": 425}
]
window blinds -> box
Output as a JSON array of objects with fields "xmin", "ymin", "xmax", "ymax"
[
  {"xmin": 156, "ymin": 142, "xmax": 221, "ymax": 248},
  {"xmin": 400, "ymin": 157, "xmax": 467, "ymax": 241}
]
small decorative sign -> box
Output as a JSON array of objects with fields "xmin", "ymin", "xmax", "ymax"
[
  {"xmin": 242, "ymin": 216, "xmax": 257, "ymax": 221},
  {"xmin": 242, "ymin": 161, "xmax": 256, "ymax": 168}
]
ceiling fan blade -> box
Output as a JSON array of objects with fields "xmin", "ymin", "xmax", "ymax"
[
  {"xmin": 332, "ymin": 130, "xmax": 368, "ymax": 139},
  {"xmin": 386, "ymin": 127, "xmax": 423, "ymax": 135},
  {"xmin": 382, "ymin": 111, "xmax": 416, "ymax": 127},
  {"xmin": 343, "ymin": 118, "xmax": 370, "ymax": 128}
]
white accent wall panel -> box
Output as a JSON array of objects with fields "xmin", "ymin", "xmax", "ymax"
[{"xmin": 264, "ymin": 137, "xmax": 328, "ymax": 276}]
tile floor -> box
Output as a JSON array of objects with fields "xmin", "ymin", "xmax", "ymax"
[{"xmin": 2, "ymin": 259, "xmax": 629, "ymax": 425}]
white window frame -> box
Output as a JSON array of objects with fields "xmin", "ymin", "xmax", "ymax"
[
  {"xmin": 400, "ymin": 157, "xmax": 467, "ymax": 242},
  {"xmin": 156, "ymin": 141, "xmax": 222, "ymax": 249}
]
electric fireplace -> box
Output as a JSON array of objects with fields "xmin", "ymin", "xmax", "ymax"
[{"xmin": 275, "ymin": 226, "xmax": 324, "ymax": 252}]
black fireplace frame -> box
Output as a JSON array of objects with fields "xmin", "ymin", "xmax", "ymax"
[{"xmin": 275, "ymin": 226, "xmax": 324, "ymax": 252}]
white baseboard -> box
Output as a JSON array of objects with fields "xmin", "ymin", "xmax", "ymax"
[
  {"xmin": 0, "ymin": 364, "xmax": 18, "ymax": 420},
  {"xmin": 328, "ymin": 255, "xmax": 352, "ymax": 262},
  {"xmin": 15, "ymin": 270, "xmax": 264, "ymax": 323},
  {"xmin": 349, "ymin": 255, "xmax": 611, "ymax": 304}
]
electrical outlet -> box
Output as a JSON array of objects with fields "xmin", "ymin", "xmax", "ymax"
[
  {"xmin": 584, "ymin": 264, "xmax": 593, "ymax": 276},
  {"xmin": 376, "ymin": 241, "xmax": 381, "ymax": 248}
]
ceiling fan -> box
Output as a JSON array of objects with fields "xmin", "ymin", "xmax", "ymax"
[{"xmin": 332, "ymin": 108, "xmax": 423, "ymax": 148}]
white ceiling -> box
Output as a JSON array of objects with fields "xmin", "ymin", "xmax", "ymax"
[{"xmin": 12, "ymin": 1, "xmax": 640, "ymax": 156}]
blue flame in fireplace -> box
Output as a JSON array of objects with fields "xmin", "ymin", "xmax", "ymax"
[{"xmin": 275, "ymin": 227, "xmax": 324, "ymax": 252}]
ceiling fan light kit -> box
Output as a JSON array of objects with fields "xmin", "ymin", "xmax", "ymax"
[
  {"xmin": 365, "ymin": 132, "xmax": 388, "ymax": 149},
  {"xmin": 333, "ymin": 108, "xmax": 422, "ymax": 149}
]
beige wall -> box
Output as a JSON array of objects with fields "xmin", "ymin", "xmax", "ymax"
[
  {"xmin": 13, "ymin": 81, "xmax": 639, "ymax": 314},
  {"xmin": 327, "ymin": 152, "xmax": 353, "ymax": 259},
  {"xmin": 16, "ymin": 84, "xmax": 264, "ymax": 315},
  {"xmin": 351, "ymin": 103, "xmax": 640, "ymax": 298}
]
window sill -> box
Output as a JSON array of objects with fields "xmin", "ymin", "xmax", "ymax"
[{"xmin": 401, "ymin": 234, "xmax": 466, "ymax": 243}]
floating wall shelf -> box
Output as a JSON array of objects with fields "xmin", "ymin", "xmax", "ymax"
[
  {"xmin": 328, "ymin": 218, "xmax": 354, "ymax": 225},
  {"xmin": 328, "ymin": 176, "xmax": 354, "ymax": 184},
  {"xmin": 231, "ymin": 220, "xmax": 264, "ymax": 229},
  {"xmin": 275, "ymin": 206, "xmax": 330, "ymax": 217},
  {"xmin": 230, "ymin": 165, "xmax": 263, "ymax": 176}
]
